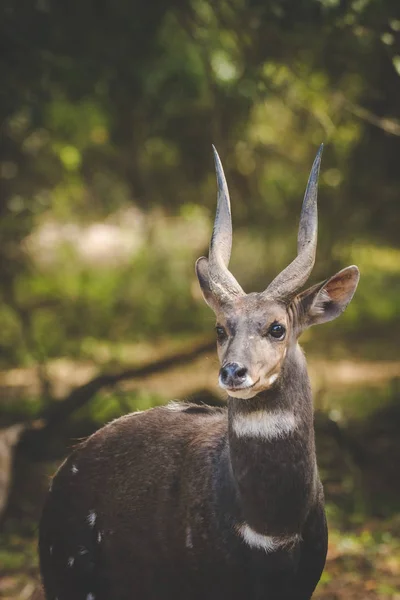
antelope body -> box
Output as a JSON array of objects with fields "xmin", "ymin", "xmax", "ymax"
[{"xmin": 39, "ymin": 146, "xmax": 359, "ymax": 600}]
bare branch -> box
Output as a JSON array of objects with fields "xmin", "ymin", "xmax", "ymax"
[
  {"xmin": 345, "ymin": 101, "xmax": 400, "ymax": 136},
  {"xmin": 39, "ymin": 339, "xmax": 216, "ymax": 430}
]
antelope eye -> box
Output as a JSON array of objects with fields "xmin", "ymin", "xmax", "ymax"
[
  {"xmin": 216, "ymin": 326, "xmax": 227, "ymax": 341},
  {"xmin": 269, "ymin": 322, "xmax": 286, "ymax": 340}
]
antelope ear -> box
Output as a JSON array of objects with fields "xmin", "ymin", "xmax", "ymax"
[
  {"xmin": 195, "ymin": 256, "xmax": 219, "ymax": 312},
  {"xmin": 298, "ymin": 265, "xmax": 360, "ymax": 329}
]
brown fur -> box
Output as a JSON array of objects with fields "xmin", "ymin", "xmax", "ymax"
[
  {"xmin": 39, "ymin": 344, "xmax": 329, "ymax": 600},
  {"xmin": 39, "ymin": 147, "xmax": 359, "ymax": 600}
]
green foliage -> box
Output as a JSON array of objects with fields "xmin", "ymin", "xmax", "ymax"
[
  {"xmin": 1, "ymin": 9, "xmax": 400, "ymax": 600},
  {"xmin": 0, "ymin": 1, "xmax": 399, "ymax": 370}
]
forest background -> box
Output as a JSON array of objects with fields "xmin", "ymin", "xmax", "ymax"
[{"xmin": 0, "ymin": 0, "xmax": 400, "ymax": 598}]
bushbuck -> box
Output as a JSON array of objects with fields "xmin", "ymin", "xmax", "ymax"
[{"xmin": 39, "ymin": 145, "xmax": 360, "ymax": 600}]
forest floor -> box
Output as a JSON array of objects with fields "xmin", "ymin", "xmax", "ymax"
[
  {"xmin": 0, "ymin": 347, "xmax": 399, "ymax": 599},
  {"xmin": 0, "ymin": 517, "xmax": 399, "ymax": 599},
  {"xmin": 316, "ymin": 523, "xmax": 400, "ymax": 599}
]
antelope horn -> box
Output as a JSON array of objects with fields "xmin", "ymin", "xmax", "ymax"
[
  {"xmin": 263, "ymin": 144, "xmax": 323, "ymax": 300},
  {"xmin": 206, "ymin": 146, "xmax": 245, "ymax": 303}
]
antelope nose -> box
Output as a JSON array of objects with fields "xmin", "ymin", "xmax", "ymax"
[{"xmin": 220, "ymin": 363, "xmax": 248, "ymax": 387}]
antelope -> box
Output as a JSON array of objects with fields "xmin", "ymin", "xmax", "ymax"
[{"xmin": 39, "ymin": 145, "xmax": 360, "ymax": 600}]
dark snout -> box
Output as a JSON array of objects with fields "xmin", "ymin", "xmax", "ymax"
[{"xmin": 220, "ymin": 362, "xmax": 248, "ymax": 388}]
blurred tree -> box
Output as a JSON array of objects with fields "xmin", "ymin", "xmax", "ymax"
[{"xmin": 0, "ymin": 0, "xmax": 399, "ymax": 373}]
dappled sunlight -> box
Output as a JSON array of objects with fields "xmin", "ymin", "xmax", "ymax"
[{"xmin": 24, "ymin": 207, "xmax": 145, "ymax": 267}]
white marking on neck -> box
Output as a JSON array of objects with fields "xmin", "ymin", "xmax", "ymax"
[
  {"xmin": 67, "ymin": 556, "xmax": 75, "ymax": 567},
  {"xmin": 232, "ymin": 410, "xmax": 297, "ymax": 441},
  {"xmin": 71, "ymin": 464, "xmax": 78, "ymax": 474},
  {"xmin": 86, "ymin": 594, "xmax": 95, "ymax": 600},
  {"xmin": 238, "ymin": 523, "xmax": 300, "ymax": 553}
]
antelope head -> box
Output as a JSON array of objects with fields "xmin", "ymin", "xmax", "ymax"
[{"xmin": 196, "ymin": 146, "xmax": 360, "ymax": 399}]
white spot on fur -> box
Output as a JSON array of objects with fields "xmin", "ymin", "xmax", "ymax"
[
  {"xmin": 185, "ymin": 526, "xmax": 193, "ymax": 549},
  {"xmin": 67, "ymin": 556, "xmax": 75, "ymax": 567},
  {"xmin": 232, "ymin": 410, "xmax": 297, "ymax": 441},
  {"xmin": 78, "ymin": 546, "xmax": 88, "ymax": 555},
  {"xmin": 87, "ymin": 510, "xmax": 97, "ymax": 527},
  {"xmin": 86, "ymin": 594, "xmax": 95, "ymax": 600},
  {"xmin": 97, "ymin": 530, "xmax": 102, "ymax": 543},
  {"xmin": 238, "ymin": 523, "xmax": 300, "ymax": 553},
  {"xmin": 71, "ymin": 464, "xmax": 78, "ymax": 474},
  {"xmin": 49, "ymin": 545, "xmax": 53, "ymax": 555}
]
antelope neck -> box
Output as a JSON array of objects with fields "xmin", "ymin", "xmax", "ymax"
[
  {"xmin": 226, "ymin": 344, "xmax": 317, "ymax": 537},
  {"xmin": 228, "ymin": 344, "xmax": 312, "ymax": 417}
]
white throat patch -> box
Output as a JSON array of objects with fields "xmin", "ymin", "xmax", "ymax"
[
  {"xmin": 237, "ymin": 523, "xmax": 300, "ymax": 553},
  {"xmin": 232, "ymin": 410, "xmax": 297, "ymax": 441}
]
